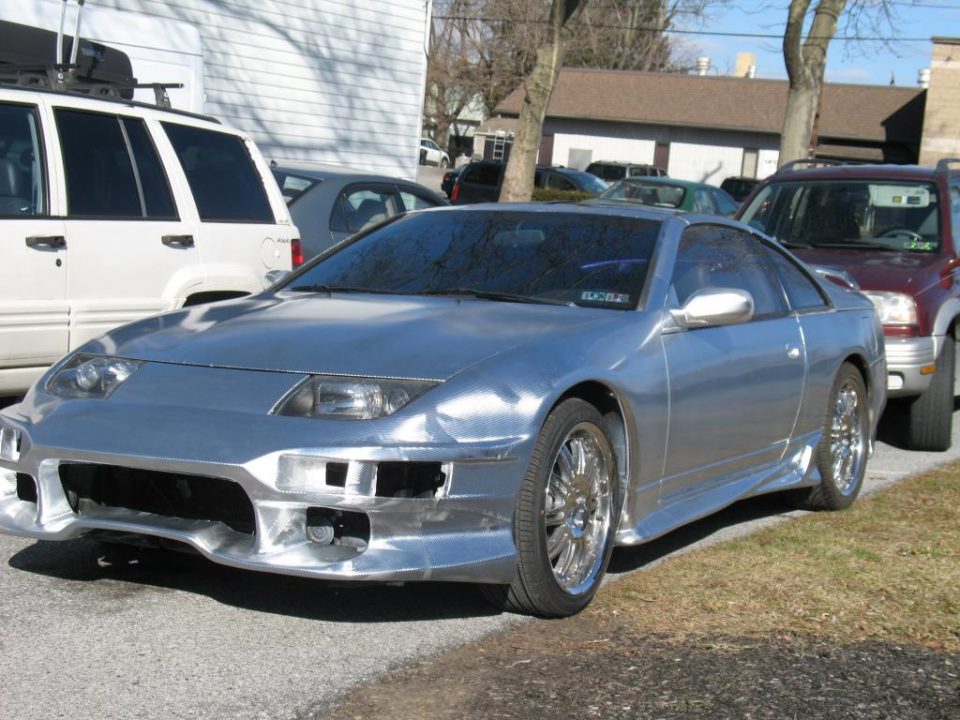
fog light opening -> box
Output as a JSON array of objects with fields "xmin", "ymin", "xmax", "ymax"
[
  {"xmin": 16, "ymin": 473, "xmax": 37, "ymax": 504},
  {"xmin": 375, "ymin": 462, "xmax": 446, "ymax": 498},
  {"xmin": 887, "ymin": 373, "xmax": 904, "ymax": 391},
  {"xmin": 305, "ymin": 507, "xmax": 369, "ymax": 550}
]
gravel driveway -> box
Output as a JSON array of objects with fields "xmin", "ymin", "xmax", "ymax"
[{"xmin": 0, "ymin": 400, "xmax": 957, "ymax": 720}]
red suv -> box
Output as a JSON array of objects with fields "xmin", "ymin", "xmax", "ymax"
[{"xmin": 738, "ymin": 160, "xmax": 960, "ymax": 451}]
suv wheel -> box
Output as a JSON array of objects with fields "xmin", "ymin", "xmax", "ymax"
[{"xmin": 904, "ymin": 332, "xmax": 955, "ymax": 451}]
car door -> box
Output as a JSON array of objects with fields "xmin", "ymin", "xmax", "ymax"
[
  {"xmin": 660, "ymin": 224, "xmax": 806, "ymax": 502},
  {"xmin": 53, "ymin": 106, "xmax": 195, "ymax": 349},
  {"xmin": 0, "ymin": 99, "xmax": 68, "ymax": 391}
]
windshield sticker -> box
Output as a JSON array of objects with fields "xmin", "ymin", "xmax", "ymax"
[{"xmin": 581, "ymin": 291, "xmax": 631, "ymax": 304}]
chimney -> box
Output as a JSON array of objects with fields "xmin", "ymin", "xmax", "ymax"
[
  {"xmin": 695, "ymin": 57, "xmax": 710, "ymax": 76},
  {"xmin": 734, "ymin": 52, "xmax": 757, "ymax": 78},
  {"xmin": 918, "ymin": 67, "xmax": 931, "ymax": 88}
]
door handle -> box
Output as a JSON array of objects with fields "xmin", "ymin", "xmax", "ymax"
[
  {"xmin": 25, "ymin": 235, "xmax": 66, "ymax": 249},
  {"xmin": 162, "ymin": 234, "xmax": 195, "ymax": 248},
  {"xmin": 786, "ymin": 345, "xmax": 802, "ymax": 360}
]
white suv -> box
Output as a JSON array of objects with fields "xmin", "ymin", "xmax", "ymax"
[{"xmin": 0, "ymin": 86, "xmax": 300, "ymax": 395}]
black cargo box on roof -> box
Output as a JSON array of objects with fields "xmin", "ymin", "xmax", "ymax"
[{"xmin": 0, "ymin": 20, "xmax": 136, "ymax": 98}]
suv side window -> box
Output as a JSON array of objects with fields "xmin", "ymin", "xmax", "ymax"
[
  {"xmin": 162, "ymin": 122, "xmax": 273, "ymax": 223},
  {"xmin": 0, "ymin": 102, "xmax": 45, "ymax": 216},
  {"xmin": 671, "ymin": 225, "xmax": 788, "ymax": 319},
  {"xmin": 56, "ymin": 109, "xmax": 141, "ymax": 218}
]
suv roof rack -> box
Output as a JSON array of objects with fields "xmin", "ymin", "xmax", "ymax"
[
  {"xmin": 935, "ymin": 158, "xmax": 960, "ymax": 174},
  {"xmin": 776, "ymin": 158, "xmax": 847, "ymax": 174},
  {"xmin": 0, "ymin": 5, "xmax": 182, "ymax": 109}
]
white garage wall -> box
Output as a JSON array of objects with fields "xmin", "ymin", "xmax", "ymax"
[
  {"xmin": 550, "ymin": 133, "xmax": 656, "ymax": 169},
  {"xmin": 84, "ymin": 0, "xmax": 430, "ymax": 180},
  {"xmin": 667, "ymin": 143, "xmax": 744, "ymax": 186},
  {"xmin": 758, "ymin": 149, "xmax": 780, "ymax": 178}
]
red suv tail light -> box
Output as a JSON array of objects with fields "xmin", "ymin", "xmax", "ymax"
[
  {"xmin": 451, "ymin": 182, "xmax": 460, "ymax": 202},
  {"xmin": 291, "ymin": 238, "xmax": 304, "ymax": 268}
]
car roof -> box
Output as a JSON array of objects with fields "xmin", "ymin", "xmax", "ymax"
[
  {"xmin": 766, "ymin": 163, "xmax": 939, "ymax": 182},
  {"xmin": 271, "ymin": 162, "xmax": 439, "ymax": 190},
  {"xmin": 613, "ymin": 176, "xmax": 711, "ymax": 190},
  {"xmin": 436, "ymin": 199, "xmax": 694, "ymax": 224},
  {"xmin": 588, "ymin": 161, "xmax": 656, "ymax": 168}
]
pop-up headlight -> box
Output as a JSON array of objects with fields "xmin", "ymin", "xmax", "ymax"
[
  {"xmin": 275, "ymin": 376, "xmax": 436, "ymax": 420},
  {"xmin": 46, "ymin": 355, "xmax": 144, "ymax": 399}
]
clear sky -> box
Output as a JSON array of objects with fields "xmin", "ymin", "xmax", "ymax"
[{"xmin": 673, "ymin": 1, "xmax": 960, "ymax": 87}]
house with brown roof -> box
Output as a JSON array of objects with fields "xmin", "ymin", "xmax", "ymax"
[{"xmin": 480, "ymin": 65, "xmax": 928, "ymax": 186}]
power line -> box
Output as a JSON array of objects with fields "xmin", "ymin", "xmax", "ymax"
[{"xmin": 433, "ymin": 14, "xmax": 935, "ymax": 42}]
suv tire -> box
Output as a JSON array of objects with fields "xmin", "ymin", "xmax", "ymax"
[{"xmin": 904, "ymin": 332, "xmax": 955, "ymax": 452}]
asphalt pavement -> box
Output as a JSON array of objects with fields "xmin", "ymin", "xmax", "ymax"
[{"xmin": 0, "ymin": 398, "xmax": 958, "ymax": 720}]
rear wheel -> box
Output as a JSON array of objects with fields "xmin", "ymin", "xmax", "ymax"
[
  {"xmin": 903, "ymin": 333, "xmax": 955, "ymax": 452},
  {"xmin": 483, "ymin": 399, "xmax": 619, "ymax": 618},
  {"xmin": 791, "ymin": 362, "xmax": 868, "ymax": 511}
]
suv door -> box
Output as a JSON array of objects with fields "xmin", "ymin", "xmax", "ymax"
[
  {"xmin": 159, "ymin": 121, "xmax": 290, "ymax": 301},
  {"xmin": 661, "ymin": 224, "xmax": 805, "ymax": 501},
  {"xmin": 0, "ymin": 100, "xmax": 67, "ymax": 393},
  {"xmin": 54, "ymin": 107, "xmax": 194, "ymax": 349}
]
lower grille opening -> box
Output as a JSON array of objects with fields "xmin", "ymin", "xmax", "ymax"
[
  {"xmin": 59, "ymin": 463, "xmax": 256, "ymax": 535},
  {"xmin": 16, "ymin": 474, "xmax": 37, "ymax": 503},
  {"xmin": 375, "ymin": 462, "xmax": 445, "ymax": 498}
]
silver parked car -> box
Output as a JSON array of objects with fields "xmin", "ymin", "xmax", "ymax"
[
  {"xmin": 0, "ymin": 204, "xmax": 885, "ymax": 617},
  {"xmin": 271, "ymin": 162, "xmax": 447, "ymax": 260}
]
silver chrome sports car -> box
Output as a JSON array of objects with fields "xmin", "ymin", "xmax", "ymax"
[{"xmin": 0, "ymin": 204, "xmax": 885, "ymax": 617}]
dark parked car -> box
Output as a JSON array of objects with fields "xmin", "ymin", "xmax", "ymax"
[
  {"xmin": 594, "ymin": 177, "xmax": 740, "ymax": 217},
  {"xmin": 720, "ymin": 176, "xmax": 760, "ymax": 203},
  {"xmin": 585, "ymin": 161, "xmax": 668, "ymax": 182},
  {"xmin": 450, "ymin": 161, "xmax": 608, "ymax": 204},
  {"xmin": 738, "ymin": 159, "xmax": 960, "ymax": 450},
  {"xmin": 271, "ymin": 162, "xmax": 447, "ymax": 259},
  {"xmin": 441, "ymin": 167, "xmax": 460, "ymax": 198}
]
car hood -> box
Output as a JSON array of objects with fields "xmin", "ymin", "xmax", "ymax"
[
  {"xmin": 83, "ymin": 294, "xmax": 618, "ymax": 381},
  {"xmin": 790, "ymin": 247, "xmax": 945, "ymax": 295}
]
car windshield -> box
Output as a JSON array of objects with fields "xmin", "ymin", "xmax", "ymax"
[
  {"xmin": 740, "ymin": 180, "xmax": 942, "ymax": 253},
  {"xmin": 280, "ymin": 209, "xmax": 660, "ymax": 310},
  {"xmin": 599, "ymin": 179, "xmax": 686, "ymax": 209}
]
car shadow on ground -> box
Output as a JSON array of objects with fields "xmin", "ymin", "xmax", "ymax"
[{"xmin": 8, "ymin": 494, "xmax": 801, "ymax": 623}]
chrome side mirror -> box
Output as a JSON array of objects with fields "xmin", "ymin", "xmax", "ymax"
[{"xmin": 669, "ymin": 288, "xmax": 755, "ymax": 329}]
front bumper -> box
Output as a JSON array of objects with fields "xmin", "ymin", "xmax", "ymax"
[
  {"xmin": 0, "ymin": 404, "xmax": 526, "ymax": 584},
  {"xmin": 883, "ymin": 335, "xmax": 941, "ymax": 398}
]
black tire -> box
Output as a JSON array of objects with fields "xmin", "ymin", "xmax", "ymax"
[
  {"xmin": 482, "ymin": 399, "xmax": 620, "ymax": 618},
  {"xmin": 440, "ymin": 158, "xmax": 450, "ymax": 169},
  {"xmin": 904, "ymin": 333, "xmax": 955, "ymax": 452},
  {"xmin": 790, "ymin": 362, "xmax": 868, "ymax": 511}
]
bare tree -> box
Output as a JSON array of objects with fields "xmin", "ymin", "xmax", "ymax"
[
  {"xmin": 779, "ymin": 0, "xmax": 847, "ymax": 166},
  {"xmin": 499, "ymin": 0, "xmax": 585, "ymax": 202}
]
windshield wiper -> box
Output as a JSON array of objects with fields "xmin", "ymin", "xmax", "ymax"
[
  {"xmin": 414, "ymin": 288, "xmax": 574, "ymax": 306},
  {"xmin": 286, "ymin": 284, "xmax": 401, "ymax": 295},
  {"xmin": 778, "ymin": 241, "xmax": 813, "ymax": 249}
]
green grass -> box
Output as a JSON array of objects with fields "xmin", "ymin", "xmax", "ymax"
[{"xmin": 591, "ymin": 464, "xmax": 960, "ymax": 652}]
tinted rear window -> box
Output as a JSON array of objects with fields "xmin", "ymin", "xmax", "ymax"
[{"xmin": 162, "ymin": 123, "xmax": 273, "ymax": 223}]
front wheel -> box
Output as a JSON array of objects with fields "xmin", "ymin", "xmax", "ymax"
[
  {"xmin": 483, "ymin": 399, "xmax": 620, "ymax": 617},
  {"xmin": 903, "ymin": 333, "xmax": 955, "ymax": 452},
  {"xmin": 791, "ymin": 362, "xmax": 868, "ymax": 511}
]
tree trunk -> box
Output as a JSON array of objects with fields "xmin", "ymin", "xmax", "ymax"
[
  {"xmin": 499, "ymin": 0, "xmax": 581, "ymax": 202},
  {"xmin": 778, "ymin": 0, "xmax": 846, "ymax": 167}
]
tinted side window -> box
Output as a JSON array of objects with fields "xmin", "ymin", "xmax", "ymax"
[
  {"xmin": 330, "ymin": 186, "xmax": 394, "ymax": 233},
  {"xmin": 0, "ymin": 102, "xmax": 45, "ymax": 216},
  {"xmin": 547, "ymin": 173, "xmax": 576, "ymax": 191},
  {"xmin": 463, "ymin": 163, "xmax": 501, "ymax": 187},
  {"xmin": 713, "ymin": 190, "xmax": 739, "ymax": 216},
  {"xmin": 162, "ymin": 122, "xmax": 273, "ymax": 223},
  {"xmin": 671, "ymin": 225, "xmax": 788, "ymax": 319},
  {"xmin": 121, "ymin": 118, "xmax": 177, "ymax": 219},
  {"xmin": 56, "ymin": 109, "xmax": 141, "ymax": 218},
  {"xmin": 761, "ymin": 244, "xmax": 828, "ymax": 311}
]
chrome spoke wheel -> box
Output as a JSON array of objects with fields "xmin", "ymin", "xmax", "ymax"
[
  {"xmin": 543, "ymin": 422, "xmax": 615, "ymax": 595},
  {"xmin": 829, "ymin": 381, "xmax": 866, "ymax": 496}
]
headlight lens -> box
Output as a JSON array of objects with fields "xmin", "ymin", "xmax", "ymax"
[
  {"xmin": 862, "ymin": 291, "xmax": 918, "ymax": 326},
  {"xmin": 275, "ymin": 375, "xmax": 437, "ymax": 420},
  {"xmin": 46, "ymin": 355, "xmax": 144, "ymax": 399}
]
